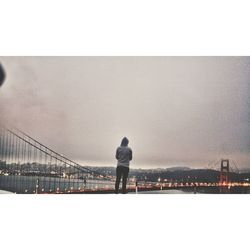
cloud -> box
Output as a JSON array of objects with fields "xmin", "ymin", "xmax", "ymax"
[{"xmin": 0, "ymin": 57, "xmax": 249, "ymax": 168}]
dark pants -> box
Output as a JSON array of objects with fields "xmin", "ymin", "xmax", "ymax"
[{"xmin": 115, "ymin": 166, "xmax": 129, "ymax": 194}]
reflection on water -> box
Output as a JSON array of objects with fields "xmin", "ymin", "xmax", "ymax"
[
  {"xmin": 138, "ymin": 187, "xmax": 250, "ymax": 194},
  {"xmin": 0, "ymin": 175, "xmax": 115, "ymax": 193},
  {"xmin": 137, "ymin": 189, "xmax": 188, "ymax": 194}
]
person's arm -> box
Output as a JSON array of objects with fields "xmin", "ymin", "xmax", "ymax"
[
  {"xmin": 129, "ymin": 149, "xmax": 133, "ymax": 161},
  {"xmin": 115, "ymin": 148, "xmax": 119, "ymax": 160}
]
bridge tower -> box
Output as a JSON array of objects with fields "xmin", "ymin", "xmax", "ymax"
[{"xmin": 220, "ymin": 159, "xmax": 230, "ymax": 184}]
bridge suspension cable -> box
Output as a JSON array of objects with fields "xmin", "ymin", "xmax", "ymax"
[{"xmin": 0, "ymin": 125, "xmax": 113, "ymax": 193}]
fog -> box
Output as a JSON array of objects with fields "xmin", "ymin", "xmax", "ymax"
[{"xmin": 0, "ymin": 57, "xmax": 249, "ymax": 168}]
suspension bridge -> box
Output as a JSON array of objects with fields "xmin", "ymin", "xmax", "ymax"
[
  {"xmin": 0, "ymin": 125, "xmax": 249, "ymax": 194},
  {"xmin": 0, "ymin": 126, "xmax": 116, "ymax": 193}
]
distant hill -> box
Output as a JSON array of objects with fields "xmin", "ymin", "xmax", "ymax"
[
  {"xmin": 86, "ymin": 166, "xmax": 250, "ymax": 183},
  {"xmin": 165, "ymin": 166, "xmax": 191, "ymax": 171},
  {"xmin": 239, "ymin": 168, "xmax": 250, "ymax": 173}
]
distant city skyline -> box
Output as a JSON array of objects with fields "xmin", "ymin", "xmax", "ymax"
[{"xmin": 0, "ymin": 57, "xmax": 249, "ymax": 168}]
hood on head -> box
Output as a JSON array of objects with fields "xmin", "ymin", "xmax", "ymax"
[{"xmin": 121, "ymin": 137, "xmax": 129, "ymax": 147}]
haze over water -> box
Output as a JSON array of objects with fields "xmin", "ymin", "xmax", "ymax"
[{"xmin": 0, "ymin": 57, "xmax": 249, "ymax": 169}]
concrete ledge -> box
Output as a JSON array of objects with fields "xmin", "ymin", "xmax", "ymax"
[{"xmin": 0, "ymin": 190, "xmax": 14, "ymax": 194}]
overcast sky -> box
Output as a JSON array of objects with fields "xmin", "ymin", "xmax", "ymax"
[{"xmin": 0, "ymin": 57, "xmax": 249, "ymax": 168}]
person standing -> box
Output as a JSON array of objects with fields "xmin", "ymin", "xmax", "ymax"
[{"xmin": 115, "ymin": 137, "xmax": 133, "ymax": 194}]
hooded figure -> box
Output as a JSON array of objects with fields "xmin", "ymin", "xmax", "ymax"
[{"xmin": 115, "ymin": 137, "xmax": 133, "ymax": 194}]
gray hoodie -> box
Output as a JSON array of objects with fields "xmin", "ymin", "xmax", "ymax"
[{"xmin": 116, "ymin": 146, "xmax": 133, "ymax": 168}]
